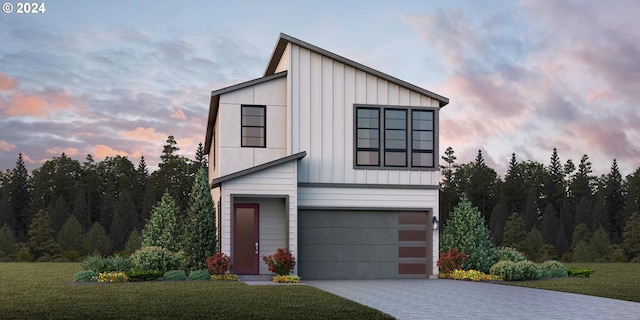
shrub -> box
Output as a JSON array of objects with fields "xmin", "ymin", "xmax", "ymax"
[
  {"xmin": 82, "ymin": 255, "xmax": 111, "ymax": 273},
  {"xmin": 164, "ymin": 270, "xmax": 187, "ymax": 281},
  {"xmin": 188, "ymin": 269, "xmax": 211, "ymax": 281},
  {"xmin": 517, "ymin": 260, "xmax": 541, "ymax": 280},
  {"xmin": 272, "ymin": 275, "xmax": 301, "ymax": 283},
  {"xmin": 73, "ymin": 270, "xmax": 98, "ymax": 282},
  {"xmin": 211, "ymin": 274, "xmax": 239, "ymax": 281},
  {"xmin": 15, "ymin": 243, "xmax": 33, "ymax": 262},
  {"xmin": 109, "ymin": 255, "xmax": 134, "ymax": 272},
  {"xmin": 126, "ymin": 270, "xmax": 163, "ymax": 282},
  {"xmin": 567, "ymin": 267, "xmax": 595, "ymax": 277},
  {"xmin": 98, "ymin": 271, "xmax": 128, "ymax": 283},
  {"xmin": 63, "ymin": 250, "xmax": 82, "ymax": 262},
  {"xmin": 205, "ymin": 252, "xmax": 232, "ymax": 275},
  {"xmin": 489, "ymin": 260, "xmax": 541, "ymax": 281},
  {"xmin": 262, "ymin": 248, "xmax": 296, "ymax": 276},
  {"xmin": 130, "ymin": 246, "xmax": 184, "ymax": 274},
  {"xmin": 495, "ymin": 247, "xmax": 527, "ymax": 262},
  {"xmin": 437, "ymin": 248, "xmax": 467, "ymax": 274},
  {"xmin": 449, "ymin": 269, "xmax": 500, "ymax": 282},
  {"xmin": 539, "ymin": 260, "xmax": 568, "ymax": 278}
]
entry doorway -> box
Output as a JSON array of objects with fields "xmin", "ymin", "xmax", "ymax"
[{"xmin": 233, "ymin": 204, "xmax": 259, "ymax": 274}]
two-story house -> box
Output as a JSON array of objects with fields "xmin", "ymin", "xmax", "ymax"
[{"xmin": 204, "ymin": 33, "xmax": 449, "ymax": 279}]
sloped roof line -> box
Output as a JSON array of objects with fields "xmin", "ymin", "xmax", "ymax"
[
  {"xmin": 210, "ymin": 151, "xmax": 307, "ymax": 189},
  {"xmin": 265, "ymin": 33, "xmax": 449, "ymax": 107}
]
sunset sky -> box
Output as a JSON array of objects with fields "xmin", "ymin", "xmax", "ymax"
[{"xmin": 1, "ymin": 0, "xmax": 639, "ymax": 177}]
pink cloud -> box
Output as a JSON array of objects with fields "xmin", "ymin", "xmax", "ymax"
[
  {"xmin": 122, "ymin": 127, "xmax": 166, "ymax": 143},
  {"xmin": 93, "ymin": 144, "xmax": 142, "ymax": 160},
  {"xmin": 171, "ymin": 108, "xmax": 187, "ymax": 120},
  {"xmin": 0, "ymin": 73, "xmax": 17, "ymax": 91},
  {"xmin": 0, "ymin": 140, "xmax": 16, "ymax": 152},
  {"xmin": 45, "ymin": 147, "xmax": 79, "ymax": 157},
  {"xmin": 0, "ymin": 91, "xmax": 72, "ymax": 117},
  {"xmin": 21, "ymin": 154, "xmax": 36, "ymax": 164}
]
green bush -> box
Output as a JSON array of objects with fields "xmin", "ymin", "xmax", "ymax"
[
  {"xmin": 164, "ymin": 270, "xmax": 187, "ymax": 281},
  {"xmin": 495, "ymin": 247, "xmax": 527, "ymax": 262},
  {"xmin": 109, "ymin": 256, "xmax": 133, "ymax": 272},
  {"xmin": 490, "ymin": 260, "xmax": 541, "ymax": 281},
  {"xmin": 82, "ymin": 255, "xmax": 111, "ymax": 273},
  {"xmin": 539, "ymin": 260, "xmax": 568, "ymax": 277},
  {"xmin": 126, "ymin": 269, "xmax": 163, "ymax": 282},
  {"xmin": 130, "ymin": 246, "xmax": 184, "ymax": 273},
  {"xmin": 73, "ymin": 270, "xmax": 98, "ymax": 282},
  {"xmin": 567, "ymin": 267, "xmax": 595, "ymax": 277},
  {"xmin": 188, "ymin": 269, "xmax": 211, "ymax": 281}
]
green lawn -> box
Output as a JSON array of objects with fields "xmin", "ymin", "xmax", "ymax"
[
  {"xmin": 0, "ymin": 263, "xmax": 393, "ymax": 320},
  {"xmin": 499, "ymin": 263, "xmax": 640, "ymax": 303}
]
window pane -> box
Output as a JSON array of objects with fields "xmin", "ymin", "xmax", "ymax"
[
  {"xmin": 358, "ymin": 138, "xmax": 379, "ymax": 148},
  {"xmin": 358, "ymin": 129, "xmax": 379, "ymax": 139},
  {"xmin": 412, "ymin": 140, "xmax": 433, "ymax": 150},
  {"xmin": 357, "ymin": 151, "xmax": 379, "ymax": 166},
  {"xmin": 242, "ymin": 115, "xmax": 264, "ymax": 126},
  {"xmin": 358, "ymin": 108, "xmax": 378, "ymax": 119},
  {"xmin": 386, "ymin": 110, "xmax": 406, "ymax": 119},
  {"xmin": 412, "ymin": 153, "xmax": 434, "ymax": 167},
  {"xmin": 412, "ymin": 131, "xmax": 433, "ymax": 141},
  {"xmin": 412, "ymin": 119, "xmax": 433, "ymax": 130},
  {"xmin": 242, "ymin": 137, "xmax": 264, "ymax": 147},
  {"xmin": 386, "ymin": 118, "xmax": 406, "ymax": 129},
  {"xmin": 243, "ymin": 106, "xmax": 264, "ymax": 116},
  {"xmin": 385, "ymin": 151, "xmax": 406, "ymax": 166},
  {"xmin": 386, "ymin": 130, "xmax": 406, "ymax": 141},
  {"xmin": 412, "ymin": 110, "xmax": 433, "ymax": 121},
  {"xmin": 357, "ymin": 118, "xmax": 379, "ymax": 129},
  {"xmin": 242, "ymin": 127, "xmax": 264, "ymax": 138}
]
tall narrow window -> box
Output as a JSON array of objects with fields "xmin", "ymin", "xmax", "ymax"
[
  {"xmin": 411, "ymin": 110, "xmax": 434, "ymax": 167},
  {"xmin": 241, "ymin": 105, "xmax": 266, "ymax": 147},
  {"xmin": 356, "ymin": 107, "xmax": 380, "ymax": 166},
  {"xmin": 384, "ymin": 109, "xmax": 407, "ymax": 167}
]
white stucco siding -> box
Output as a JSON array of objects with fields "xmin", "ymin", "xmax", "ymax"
[
  {"xmin": 218, "ymin": 76, "xmax": 287, "ymax": 176},
  {"xmin": 218, "ymin": 161, "xmax": 299, "ymax": 273},
  {"xmin": 288, "ymin": 43, "xmax": 440, "ymax": 186}
]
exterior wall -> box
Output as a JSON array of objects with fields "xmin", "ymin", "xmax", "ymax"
[
  {"xmin": 274, "ymin": 43, "xmax": 289, "ymax": 73},
  {"xmin": 218, "ymin": 76, "xmax": 287, "ymax": 177},
  {"xmin": 209, "ymin": 111, "xmax": 221, "ymax": 181},
  {"xmin": 286, "ymin": 43, "xmax": 441, "ymax": 186},
  {"xmin": 219, "ymin": 160, "xmax": 299, "ymax": 274}
]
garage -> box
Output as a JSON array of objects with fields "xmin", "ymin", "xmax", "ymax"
[{"xmin": 298, "ymin": 210, "xmax": 432, "ymax": 279}]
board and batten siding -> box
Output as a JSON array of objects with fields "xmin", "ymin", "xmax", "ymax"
[
  {"xmin": 219, "ymin": 160, "xmax": 299, "ymax": 274},
  {"xmin": 217, "ymin": 76, "xmax": 288, "ymax": 177},
  {"xmin": 285, "ymin": 43, "xmax": 440, "ymax": 186}
]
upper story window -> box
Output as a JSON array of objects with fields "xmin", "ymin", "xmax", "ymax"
[
  {"xmin": 241, "ymin": 105, "xmax": 266, "ymax": 147},
  {"xmin": 355, "ymin": 105, "xmax": 435, "ymax": 169},
  {"xmin": 355, "ymin": 107, "xmax": 380, "ymax": 166}
]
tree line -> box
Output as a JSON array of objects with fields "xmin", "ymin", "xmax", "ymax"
[
  {"xmin": 440, "ymin": 147, "xmax": 640, "ymax": 262},
  {"xmin": 0, "ymin": 136, "xmax": 209, "ymax": 261}
]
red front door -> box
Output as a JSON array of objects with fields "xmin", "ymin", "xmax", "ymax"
[{"xmin": 233, "ymin": 204, "xmax": 259, "ymax": 274}]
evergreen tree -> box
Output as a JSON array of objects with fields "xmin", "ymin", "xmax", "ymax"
[
  {"xmin": 502, "ymin": 213, "xmax": 527, "ymax": 251},
  {"xmin": 468, "ymin": 150, "xmax": 498, "ymax": 219},
  {"xmin": 0, "ymin": 224, "xmax": 16, "ymax": 260},
  {"xmin": 592, "ymin": 177, "xmax": 610, "ymax": 232},
  {"xmin": 489, "ymin": 197, "xmax": 508, "ymax": 246},
  {"xmin": 0, "ymin": 172, "xmax": 15, "ymax": 232},
  {"xmin": 124, "ymin": 229, "xmax": 141, "ymax": 256},
  {"xmin": 183, "ymin": 168, "xmax": 217, "ymax": 270},
  {"xmin": 624, "ymin": 168, "xmax": 640, "ymax": 224},
  {"xmin": 605, "ymin": 159, "xmax": 625, "ymax": 243},
  {"xmin": 574, "ymin": 197, "xmax": 593, "ymax": 230},
  {"xmin": 27, "ymin": 209, "xmax": 61, "ymax": 260},
  {"xmin": 110, "ymin": 192, "xmax": 137, "ymax": 251},
  {"xmin": 503, "ymin": 153, "xmax": 525, "ymax": 215},
  {"xmin": 441, "ymin": 195, "xmax": 496, "ymax": 273},
  {"xmin": 572, "ymin": 241, "xmax": 592, "ymax": 262},
  {"xmin": 521, "ymin": 228, "xmax": 544, "ymax": 261},
  {"xmin": 439, "ymin": 146, "xmax": 458, "ymax": 224},
  {"xmin": 10, "ymin": 153, "xmax": 31, "ymax": 240},
  {"xmin": 522, "ymin": 185, "xmax": 540, "ymax": 231},
  {"xmin": 589, "ymin": 226, "xmax": 610, "ymax": 262},
  {"xmin": 622, "ymin": 213, "xmax": 640, "ymax": 260},
  {"xmin": 543, "ymin": 148, "xmax": 565, "ymax": 212},
  {"xmin": 81, "ymin": 154, "xmax": 100, "ymax": 227},
  {"xmin": 541, "ymin": 203, "xmax": 559, "ymax": 245},
  {"xmin": 49, "ymin": 195, "xmax": 70, "ymax": 234},
  {"xmin": 570, "ymin": 223, "xmax": 591, "ymax": 252},
  {"xmin": 194, "ymin": 142, "xmax": 208, "ymax": 172},
  {"xmin": 85, "ymin": 222, "xmax": 112, "ymax": 256},
  {"xmin": 135, "ymin": 156, "xmax": 149, "ymax": 229},
  {"xmin": 141, "ymin": 191, "xmax": 181, "ymax": 252},
  {"xmin": 57, "ymin": 216, "xmax": 85, "ymax": 259}
]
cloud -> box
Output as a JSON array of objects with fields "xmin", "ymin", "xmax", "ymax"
[
  {"xmin": 0, "ymin": 140, "xmax": 16, "ymax": 152},
  {"xmin": 122, "ymin": 127, "xmax": 167, "ymax": 143},
  {"xmin": 93, "ymin": 144, "xmax": 142, "ymax": 160},
  {"xmin": 45, "ymin": 147, "xmax": 79, "ymax": 157},
  {"xmin": 171, "ymin": 108, "xmax": 187, "ymax": 120},
  {"xmin": 0, "ymin": 73, "xmax": 17, "ymax": 91},
  {"xmin": 0, "ymin": 90, "xmax": 73, "ymax": 118}
]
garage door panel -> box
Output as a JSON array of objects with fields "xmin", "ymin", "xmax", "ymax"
[{"xmin": 299, "ymin": 209, "xmax": 430, "ymax": 279}]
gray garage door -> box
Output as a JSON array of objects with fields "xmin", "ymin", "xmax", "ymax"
[{"xmin": 298, "ymin": 210, "xmax": 431, "ymax": 279}]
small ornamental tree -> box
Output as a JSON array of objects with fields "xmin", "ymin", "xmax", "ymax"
[
  {"xmin": 441, "ymin": 195, "xmax": 496, "ymax": 273},
  {"xmin": 183, "ymin": 168, "xmax": 217, "ymax": 270},
  {"xmin": 263, "ymin": 248, "xmax": 296, "ymax": 275},
  {"xmin": 142, "ymin": 192, "xmax": 181, "ymax": 252}
]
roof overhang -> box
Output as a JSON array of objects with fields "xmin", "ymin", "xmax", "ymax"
[{"xmin": 210, "ymin": 151, "xmax": 307, "ymax": 189}]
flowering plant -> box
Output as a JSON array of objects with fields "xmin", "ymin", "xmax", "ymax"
[
  {"xmin": 98, "ymin": 271, "xmax": 128, "ymax": 283},
  {"xmin": 205, "ymin": 252, "xmax": 233, "ymax": 275},
  {"xmin": 437, "ymin": 248, "xmax": 467, "ymax": 274},
  {"xmin": 449, "ymin": 269, "xmax": 500, "ymax": 282},
  {"xmin": 272, "ymin": 275, "xmax": 301, "ymax": 283},
  {"xmin": 210, "ymin": 274, "xmax": 239, "ymax": 281},
  {"xmin": 262, "ymin": 248, "xmax": 296, "ymax": 276}
]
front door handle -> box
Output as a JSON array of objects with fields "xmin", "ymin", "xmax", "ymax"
[{"xmin": 255, "ymin": 242, "xmax": 259, "ymax": 254}]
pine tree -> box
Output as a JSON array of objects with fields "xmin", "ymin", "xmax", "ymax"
[
  {"xmin": 489, "ymin": 197, "xmax": 508, "ymax": 246},
  {"xmin": 503, "ymin": 153, "xmax": 526, "ymax": 215},
  {"xmin": 439, "ymin": 146, "xmax": 458, "ymax": 224},
  {"xmin": 10, "ymin": 153, "xmax": 31, "ymax": 240},
  {"xmin": 194, "ymin": 142, "xmax": 208, "ymax": 172},
  {"xmin": 589, "ymin": 227, "xmax": 610, "ymax": 262},
  {"xmin": 622, "ymin": 213, "xmax": 640, "ymax": 260},
  {"xmin": 0, "ymin": 172, "xmax": 15, "ymax": 231},
  {"xmin": 183, "ymin": 168, "xmax": 217, "ymax": 270},
  {"xmin": 541, "ymin": 203, "xmax": 559, "ymax": 245},
  {"xmin": 468, "ymin": 150, "xmax": 498, "ymax": 219},
  {"xmin": 85, "ymin": 222, "xmax": 112, "ymax": 256},
  {"xmin": 49, "ymin": 195, "xmax": 70, "ymax": 234},
  {"xmin": 606, "ymin": 159, "xmax": 625, "ymax": 243},
  {"xmin": 570, "ymin": 223, "xmax": 591, "ymax": 252},
  {"xmin": 110, "ymin": 192, "xmax": 137, "ymax": 251},
  {"xmin": 0, "ymin": 224, "xmax": 16, "ymax": 260},
  {"xmin": 521, "ymin": 228, "xmax": 544, "ymax": 261},
  {"xmin": 441, "ymin": 195, "xmax": 496, "ymax": 272},
  {"xmin": 141, "ymin": 191, "xmax": 181, "ymax": 252},
  {"xmin": 28, "ymin": 210, "xmax": 61, "ymax": 260},
  {"xmin": 124, "ymin": 229, "xmax": 141, "ymax": 256},
  {"xmin": 502, "ymin": 213, "xmax": 527, "ymax": 251},
  {"xmin": 57, "ymin": 216, "xmax": 85, "ymax": 259}
]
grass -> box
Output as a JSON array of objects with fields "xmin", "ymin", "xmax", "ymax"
[
  {"xmin": 499, "ymin": 263, "xmax": 640, "ymax": 303},
  {"xmin": 0, "ymin": 263, "xmax": 393, "ymax": 320}
]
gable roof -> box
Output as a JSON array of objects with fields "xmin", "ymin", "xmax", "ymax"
[
  {"xmin": 265, "ymin": 33, "xmax": 449, "ymax": 108},
  {"xmin": 210, "ymin": 151, "xmax": 306, "ymax": 188}
]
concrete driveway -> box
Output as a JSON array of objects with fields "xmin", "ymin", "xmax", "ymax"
[{"xmin": 306, "ymin": 279, "xmax": 640, "ymax": 320}]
